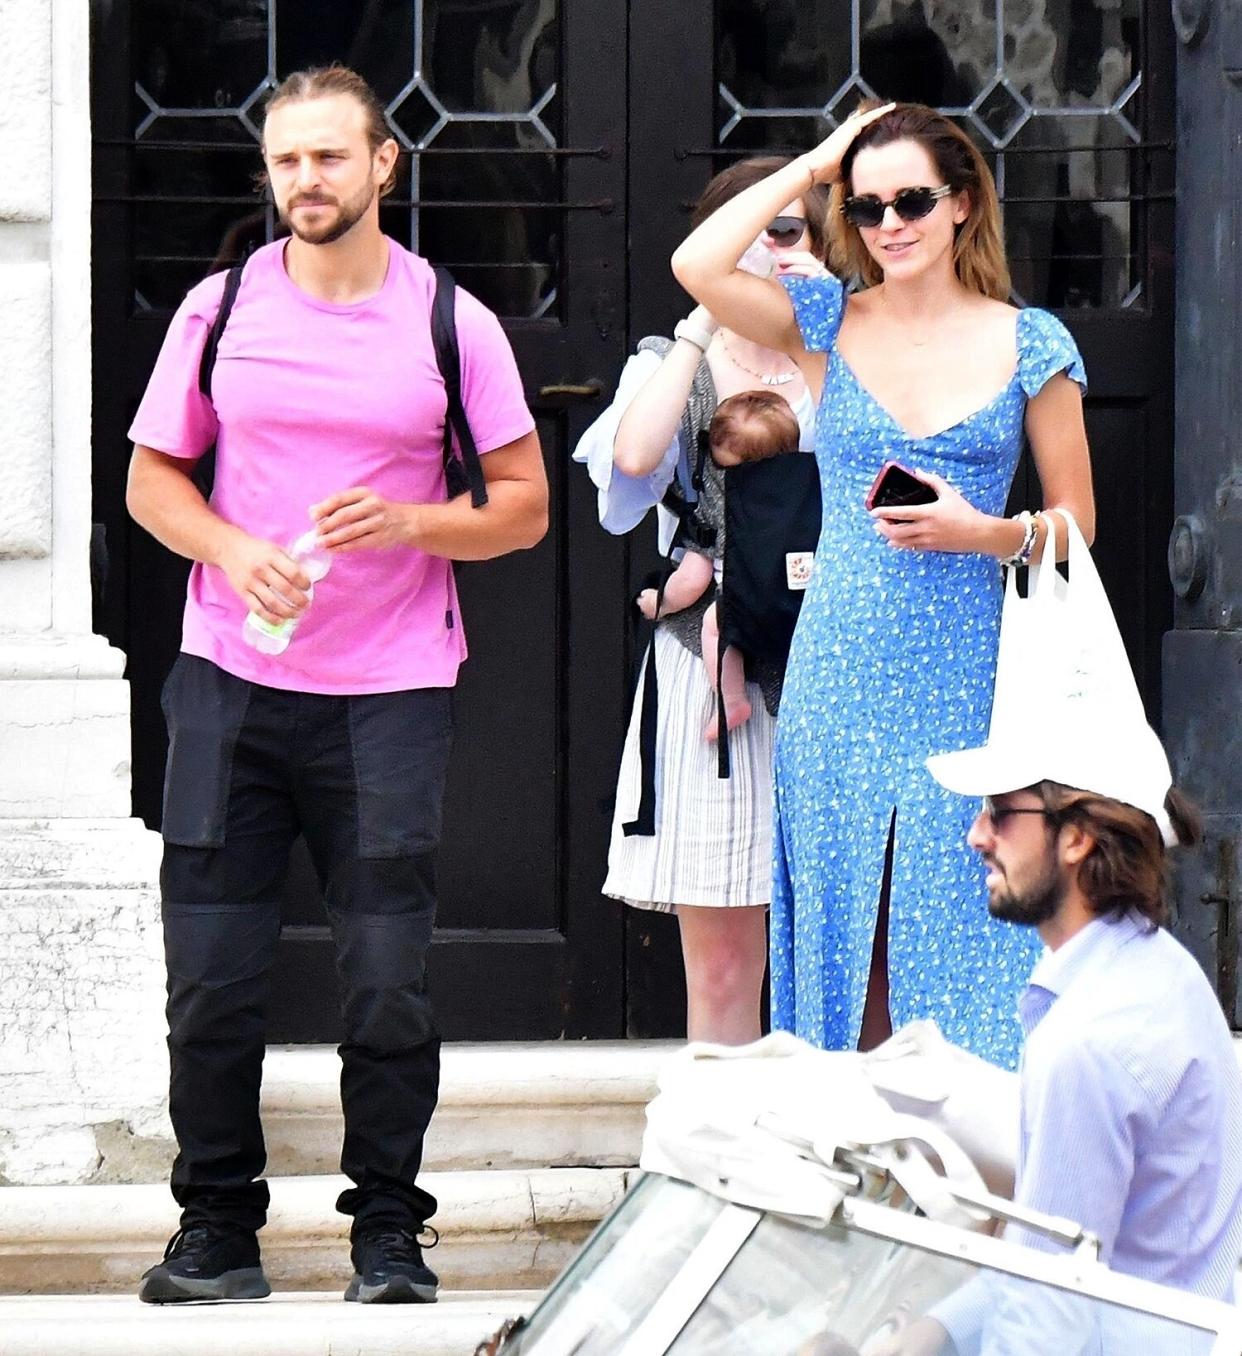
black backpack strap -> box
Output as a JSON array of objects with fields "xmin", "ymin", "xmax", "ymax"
[
  {"xmin": 197, "ymin": 263, "xmax": 245, "ymax": 400},
  {"xmin": 432, "ymin": 266, "xmax": 489, "ymax": 509}
]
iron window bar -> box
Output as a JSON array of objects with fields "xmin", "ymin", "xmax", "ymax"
[
  {"xmin": 1001, "ymin": 192, "xmax": 1174, "ymax": 204},
  {"xmin": 675, "ymin": 140, "xmax": 1175, "ymax": 159},
  {"xmin": 679, "ymin": 193, "xmax": 1170, "ymax": 212},
  {"xmin": 95, "ymin": 138, "xmax": 609, "ymax": 157},
  {"xmin": 96, "ymin": 194, "xmax": 615, "ymax": 211}
]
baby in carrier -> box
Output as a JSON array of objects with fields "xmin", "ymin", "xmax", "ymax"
[{"xmin": 637, "ymin": 389, "xmax": 801, "ymax": 741}]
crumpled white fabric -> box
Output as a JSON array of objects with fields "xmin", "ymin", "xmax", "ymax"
[{"xmin": 640, "ymin": 1023, "xmax": 1019, "ymax": 1231}]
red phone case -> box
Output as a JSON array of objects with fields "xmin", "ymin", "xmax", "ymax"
[{"xmin": 864, "ymin": 460, "xmax": 934, "ymax": 511}]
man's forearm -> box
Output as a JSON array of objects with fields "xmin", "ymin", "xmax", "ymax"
[
  {"xmin": 402, "ymin": 480, "xmax": 548, "ymax": 561},
  {"xmin": 126, "ymin": 445, "xmax": 244, "ymax": 567}
]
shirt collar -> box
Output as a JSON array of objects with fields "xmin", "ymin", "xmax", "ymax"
[{"xmin": 1020, "ymin": 910, "xmax": 1147, "ymax": 1033}]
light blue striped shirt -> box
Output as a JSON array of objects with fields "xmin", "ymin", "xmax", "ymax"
[
  {"xmin": 935, "ymin": 911, "xmax": 1242, "ymax": 1353},
  {"xmin": 1007, "ymin": 910, "xmax": 1242, "ymax": 1296}
]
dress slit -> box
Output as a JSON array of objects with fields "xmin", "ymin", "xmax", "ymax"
[{"xmin": 860, "ymin": 808, "xmax": 896, "ymax": 1050}]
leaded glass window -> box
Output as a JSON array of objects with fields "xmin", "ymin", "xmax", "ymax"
[
  {"xmin": 716, "ymin": 0, "xmax": 1157, "ymax": 309},
  {"xmin": 129, "ymin": 0, "xmax": 562, "ymax": 318}
]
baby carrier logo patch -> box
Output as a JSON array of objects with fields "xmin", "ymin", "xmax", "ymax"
[{"xmin": 785, "ymin": 551, "xmax": 814, "ymax": 590}]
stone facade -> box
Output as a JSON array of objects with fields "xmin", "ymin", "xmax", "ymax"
[{"xmin": 0, "ymin": 0, "xmax": 169, "ymax": 1186}]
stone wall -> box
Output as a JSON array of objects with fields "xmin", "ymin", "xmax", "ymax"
[{"xmin": 0, "ymin": 0, "xmax": 169, "ymax": 1185}]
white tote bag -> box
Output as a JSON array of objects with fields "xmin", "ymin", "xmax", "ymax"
[{"xmin": 929, "ymin": 508, "xmax": 1176, "ymax": 843}]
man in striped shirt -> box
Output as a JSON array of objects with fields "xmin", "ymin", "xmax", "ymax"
[{"xmin": 880, "ymin": 774, "xmax": 1242, "ymax": 1353}]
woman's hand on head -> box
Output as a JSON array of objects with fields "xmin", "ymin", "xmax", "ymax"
[
  {"xmin": 774, "ymin": 250, "xmax": 831, "ymax": 280},
  {"xmin": 869, "ymin": 471, "xmax": 987, "ymax": 555},
  {"xmin": 800, "ymin": 103, "xmax": 896, "ymax": 186}
]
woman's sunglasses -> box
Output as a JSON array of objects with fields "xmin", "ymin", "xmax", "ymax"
[
  {"xmin": 840, "ymin": 184, "xmax": 954, "ymax": 229},
  {"xmin": 764, "ymin": 215, "xmax": 808, "ymax": 247}
]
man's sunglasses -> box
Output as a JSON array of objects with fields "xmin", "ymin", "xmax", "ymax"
[
  {"xmin": 840, "ymin": 184, "xmax": 954, "ymax": 229},
  {"xmin": 981, "ymin": 797, "xmax": 1060, "ymax": 829},
  {"xmin": 765, "ymin": 215, "xmax": 808, "ymax": 247}
]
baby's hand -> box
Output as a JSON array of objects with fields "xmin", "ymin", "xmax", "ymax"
[
  {"xmin": 636, "ymin": 588, "xmax": 660, "ymax": 621},
  {"xmin": 775, "ymin": 251, "xmax": 831, "ymax": 280}
]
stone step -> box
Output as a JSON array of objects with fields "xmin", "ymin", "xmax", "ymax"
[
  {"xmin": 264, "ymin": 1041, "xmax": 668, "ymax": 1178},
  {"xmin": 91, "ymin": 1041, "xmax": 671, "ymax": 1185},
  {"xmin": 0, "ymin": 1168, "xmax": 627, "ymax": 1296},
  {"xmin": 0, "ymin": 1289, "xmax": 538, "ymax": 1356}
]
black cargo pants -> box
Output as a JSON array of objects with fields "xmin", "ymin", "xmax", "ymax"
[{"xmin": 158, "ymin": 654, "xmax": 451, "ymax": 1237}]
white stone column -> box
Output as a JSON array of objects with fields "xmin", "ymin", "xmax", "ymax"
[{"xmin": 0, "ymin": 0, "xmax": 169, "ymax": 1185}]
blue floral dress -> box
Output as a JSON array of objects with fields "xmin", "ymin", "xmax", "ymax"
[{"xmin": 772, "ymin": 274, "xmax": 1087, "ymax": 1068}]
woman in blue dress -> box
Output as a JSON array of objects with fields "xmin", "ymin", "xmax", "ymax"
[{"xmin": 671, "ymin": 103, "xmax": 1095, "ymax": 1068}]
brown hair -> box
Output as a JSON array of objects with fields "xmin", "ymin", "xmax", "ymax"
[
  {"xmin": 1035, "ymin": 782, "xmax": 1201, "ymax": 928},
  {"xmin": 692, "ymin": 157, "xmax": 831, "ymax": 263},
  {"xmin": 708, "ymin": 390, "xmax": 800, "ymax": 465},
  {"xmin": 262, "ymin": 64, "xmax": 399, "ymax": 198},
  {"xmin": 830, "ymin": 102, "xmax": 1010, "ymax": 300}
]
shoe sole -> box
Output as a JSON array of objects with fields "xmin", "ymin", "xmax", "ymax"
[
  {"xmin": 344, "ymin": 1273, "xmax": 438, "ymax": 1304},
  {"xmin": 138, "ymin": 1267, "xmax": 271, "ymax": 1304}
]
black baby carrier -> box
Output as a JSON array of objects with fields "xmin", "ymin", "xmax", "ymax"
[
  {"xmin": 713, "ymin": 444, "xmax": 822, "ymax": 775},
  {"xmin": 624, "ymin": 428, "xmax": 821, "ymax": 835}
]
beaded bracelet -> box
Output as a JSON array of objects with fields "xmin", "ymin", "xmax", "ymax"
[
  {"xmin": 1001, "ymin": 510, "xmax": 1039, "ymax": 568},
  {"xmin": 673, "ymin": 318, "xmax": 715, "ymax": 354}
]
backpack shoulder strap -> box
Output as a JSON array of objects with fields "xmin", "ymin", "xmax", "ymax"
[
  {"xmin": 197, "ymin": 263, "xmax": 245, "ymax": 401},
  {"xmin": 431, "ymin": 265, "xmax": 489, "ymax": 509}
]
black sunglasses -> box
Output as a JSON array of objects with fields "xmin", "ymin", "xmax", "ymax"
[
  {"xmin": 841, "ymin": 185, "xmax": 954, "ymax": 229},
  {"xmin": 982, "ymin": 797, "xmax": 1060, "ymax": 829},
  {"xmin": 765, "ymin": 215, "xmax": 808, "ymax": 247}
]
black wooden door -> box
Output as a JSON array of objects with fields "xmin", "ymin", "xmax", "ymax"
[
  {"xmin": 91, "ymin": 0, "xmax": 632, "ymax": 1040},
  {"xmin": 91, "ymin": 1, "xmax": 1176, "ymax": 1042},
  {"xmin": 618, "ymin": 0, "xmax": 1178, "ymax": 1033}
]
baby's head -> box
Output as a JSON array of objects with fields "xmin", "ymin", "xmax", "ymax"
[{"xmin": 708, "ymin": 390, "xmax": 800, "ymax": 468}]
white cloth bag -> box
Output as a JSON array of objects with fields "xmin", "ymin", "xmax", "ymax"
[
  {"xmin": 928, "ymin": 509, "xmax": 1176, "ymax": 844},
  {"xmin": 639, "ymin": 1028, "xmax": 1015, "ymax": 1231}
]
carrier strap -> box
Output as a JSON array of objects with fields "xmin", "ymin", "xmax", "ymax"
[
  {"xmin": 625, "ymin": 427, "xmax": 717, "ymax": 834},
  {"xmin": 716, "ymin": 633, "xmax": 731, "ymax": 779}
]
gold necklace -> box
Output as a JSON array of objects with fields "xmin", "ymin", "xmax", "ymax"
[
  {"xmin": 879, "ymin": 288, "xmax": 934, "ymax": 347},
  {"xmin": 722, "ymin": 334, "xmax": 798, "ymax": 387}
]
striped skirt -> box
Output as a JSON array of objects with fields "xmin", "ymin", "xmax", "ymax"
[{"xmin": 603, "ymin": 627, "xmax": 776, "ymax": 913}]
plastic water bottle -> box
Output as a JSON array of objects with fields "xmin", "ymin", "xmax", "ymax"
[
  {"xmin": 241, "ymin": 528, "xmax": 332, "ymax": 656},
  {"xmin": 738, "ymin": 236, "xmax": 775, "ymax": 278}
]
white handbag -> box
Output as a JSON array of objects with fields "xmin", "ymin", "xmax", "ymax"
[{"xmin": 928, "ymin": 508, "xmax": 1176, "ymax": 844}]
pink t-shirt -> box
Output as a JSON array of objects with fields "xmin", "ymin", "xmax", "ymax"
[{"xmin": 128, "ymin": 238, "xmax": 535, "ymax": 694}]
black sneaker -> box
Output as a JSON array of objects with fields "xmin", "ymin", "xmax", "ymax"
[
  {"xmin": 345, "ymin": 1225, "xmax": 439, "ymax": 1304},
  {"xmin": 138, "ymin": 1224, "xmax": 271, "ymax": 1304}
]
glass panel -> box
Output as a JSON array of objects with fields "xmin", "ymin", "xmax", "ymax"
[
  {"xmin": 133, "ymin": 0, "xmax": 270, "ymax": 111},
  {"xmin": 127, "ymin": 0, "xmax": 563, "ymax": 319},
  {"xmin": 506, "ymin": 1175, "xmax": 1223, "ymax": 1356},
  {"xmin": 715, "ymin": 0, "xmax": 1149, "ymax": 309},
  {"xmin": 669, "ymin": 1214, "xmax": 1211, "ymax": 1354},
  {"xmin": 505, "ymin": 1175, "xmax": 727, "ymax": 1355}
]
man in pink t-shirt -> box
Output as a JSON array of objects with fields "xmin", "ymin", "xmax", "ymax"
[{"xmin": 126, "ymin": 65, "xmax": 546, "ymax": 1308}]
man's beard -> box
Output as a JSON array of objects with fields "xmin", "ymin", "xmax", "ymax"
[
  {"xmin": 985, "ymin": 855, "xmax": 1063, "ymax": 927},
  {"xmin": 280, "ymin": 180, "xmax": 375, "ymax": 245}
]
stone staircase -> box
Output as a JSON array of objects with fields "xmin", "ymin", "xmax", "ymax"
[{"xmin": 0, "ymin": 1041, "xmax": 670, "ymax": 1355}]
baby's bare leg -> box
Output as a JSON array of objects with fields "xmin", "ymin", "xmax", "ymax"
[
  {"xmin": 702, "ymin": 603, "xmax": 752, "ymax": 741},
  {"xmin": 636, "ymin": 549, "xmax": 716, "ymax": 620}
]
